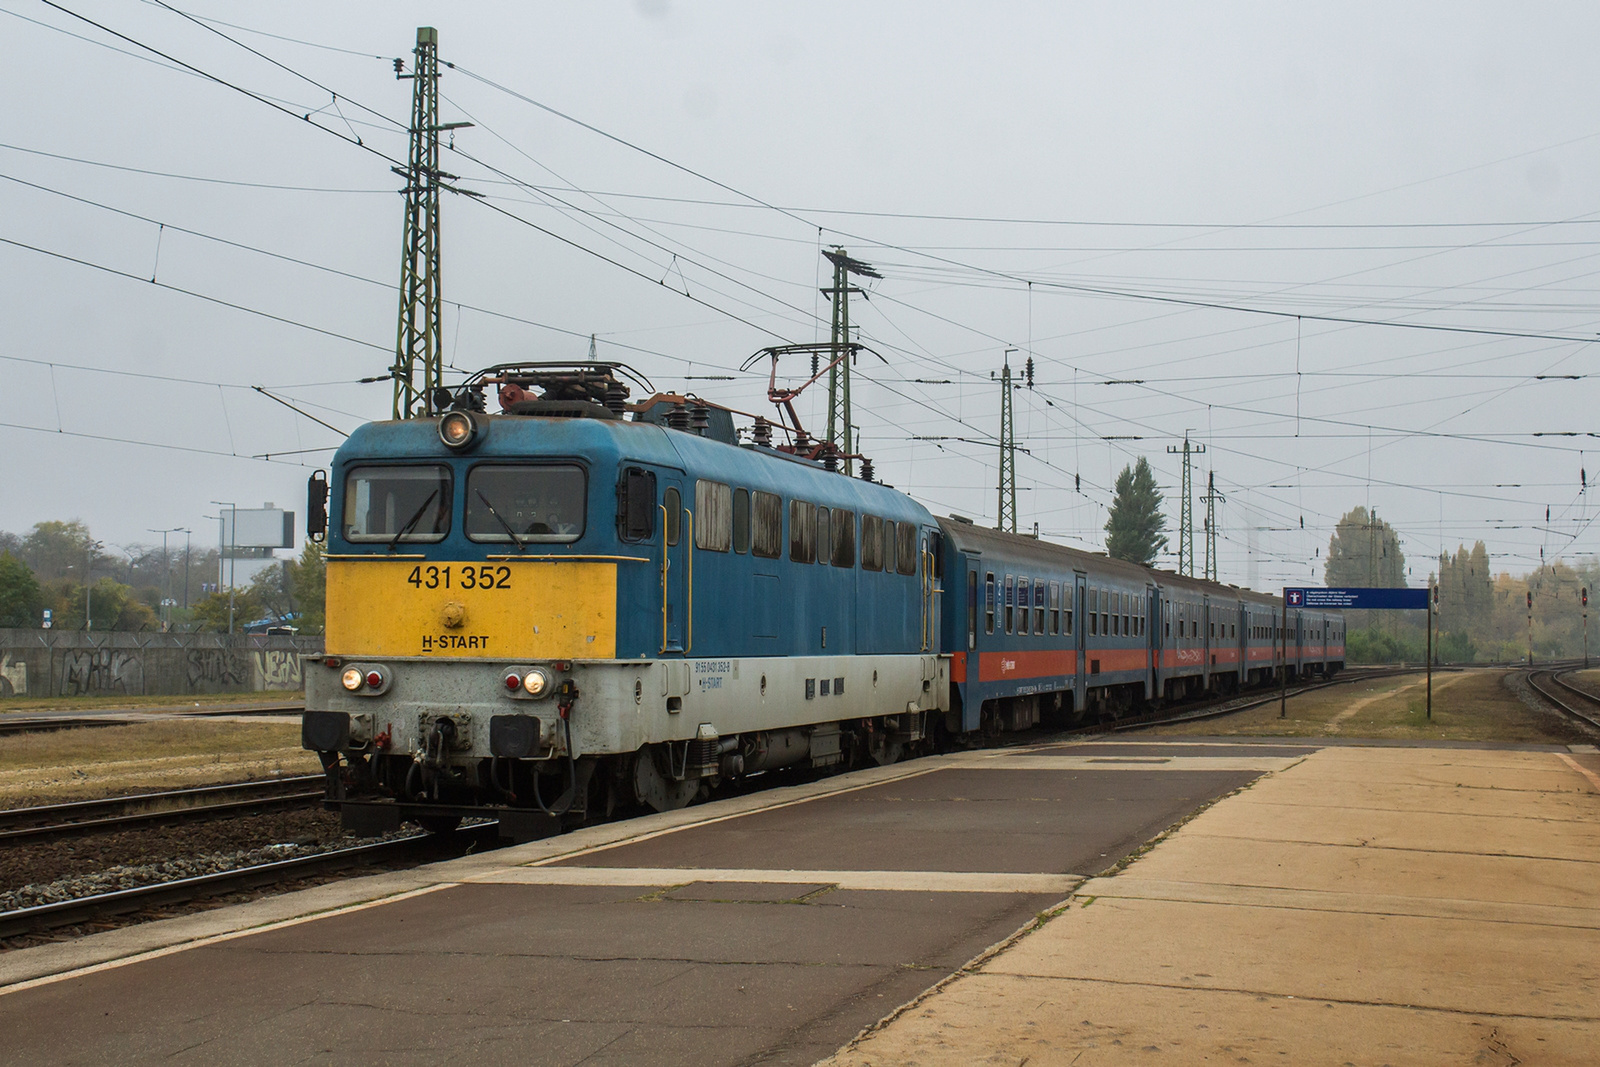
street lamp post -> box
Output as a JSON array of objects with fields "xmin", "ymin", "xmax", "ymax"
[
  {"xmin": 212, "ymin": 501, "xmax": 237, "ymax": 634},
  {"xmin": 148, "ymin": 527, "xmax": 183, "ymax": 631},
  {"xmin": 84, "ymin": 539, "xmax": 104, "ymax": 631},
  {"xmin": 180, "ymin": 528, "xmax": 192, "ymax": 613}
]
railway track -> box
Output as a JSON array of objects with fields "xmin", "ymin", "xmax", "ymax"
[
  {"xmin": 1110, "ymin": 665, "xmax": 1433, "ymax": 733},
  {"xmin": 1524, "ymin": 669, "xmax": 1600, "ymax": 732},
  {"xmin": 0, "ymin": 704, "xmax": 303, "ymax": 736},
  {"xmin": 0, "ymin": 776, "xmax": 326, "ymax": 845},
  {"xmin": 0, "ymin": 823, "xmax": 499, "ymax": 940}
]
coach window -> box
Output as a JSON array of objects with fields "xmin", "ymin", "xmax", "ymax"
[
  {"xmin": 663, "ymin": 487, "xmax": 682, "ymax": 546},
  {"xmin": 1049, "ymin": 582, "xmax": 1060, "ymax": 634},
  {"xmin": 985, "ymin": 572, "xmax": 996, "ymax": 634},
  {"xmin": 345, "ymin": 464, "xmax": 452, "ymax": 543},
  {"xmin": 1035, "ymin": 582, "xmax": 1046, "ymax": 633},
  {"xmin": 752, "ymin": 491, "xmax": 781, "ymax": 558},
  {"xmin": 789, "ymin": 500, "xmax": 816, "ymax": 563},
  {"xmin": 896, "ymin": 522, "xmax": 918, "ymax": 576},
  {"xmin": 694, "ymin": 479, "xmax": 732, "ymax": 552},
  {"xmin": 1102, "ymin": 594, "xmax": 1110, "ymax": 637},
  {"xmin": 833, "ymin": 509, "xmax": 856, "ymax": 567},
  {"xmin": 1017, "ymin": 578, "xmax": 1030, "ymax": 635},
  {"xmin": 861, "ymin": 515, "xmax": 883, "ymax": 571},
  {"xmin": 817, "ymin": 507, "xmax": 832, "ymax": 566},
  {"xmin": 732, "ymin": 488, "xmax": 751, "ymax": 554},
  {"xmin": 1004, "ymin": 575, "xmax": 1015, "ymax": 633},
  {"xmin": 1089, "ymin": 589, "xmax": 1098, "ymax": 636},
  {"xmin": 1121, "ymin": 593, "xmax": 1129, "ymax": 637}
]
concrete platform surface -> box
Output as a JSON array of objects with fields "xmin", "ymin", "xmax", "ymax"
[
  {"xmin": 0, "ymin": 742, "xmax": 1278, "ymax": 1066},
  {"xmin": 824, "ymin": 743, "xmax": 1600, "ymax": 1067}
]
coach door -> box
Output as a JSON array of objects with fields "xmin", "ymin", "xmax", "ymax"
[
  {"xmin": 659, "ymin": 473, "xmax": 690, "ymax": 654},
  {"xmin": 1145, "ymin": 585, "xmax": 1157, "ymax": 700},
  {"xmin": 1073, "ymin": 571, "xmax": 1088, "ymax": 713},
  {"xmin": 1202, "ymin": 595, "xmax": 1213, "ymax": 686}
]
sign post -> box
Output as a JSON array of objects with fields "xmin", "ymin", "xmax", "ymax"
[
  {"xmin": 1280, "ymin": 596, "xmax": 1289, "ymax": 717},
  {"xmin": 1283, "ymin": 586, "xmax": 1431, "ymax": 720}
]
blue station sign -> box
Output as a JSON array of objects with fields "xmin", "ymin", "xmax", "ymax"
[{"xmin": 1284, "ymin": 587, "xmax": 1429, "ymax": 610}]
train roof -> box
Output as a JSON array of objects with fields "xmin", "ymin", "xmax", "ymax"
[
  {"xmin": 336, "ymin": 413, "xmax": 935, "ymax": 524},
  {"xmin": 935, "ymin": 519, "xmax": 1154, "ymax": 582},
  {"xmin": 935, "ymin": 518, "xmax": 1335, "ymax": 612}
]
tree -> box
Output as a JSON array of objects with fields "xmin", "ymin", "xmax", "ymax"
[
  {"xmin": 0, "ymin": 551, "xmax": 43, "ymax": 627},
  {"xmin": 1324, "ymin": 507, "xmax": 1406, "ymax": 587},
  {"xmin": 20, "ymin": 520, "xmax": 98, "ymax": 581},
  {"xmin": 191, "ymin": 588, "xmax": 266, "ymax": 633},
  {"xmin": 1105, "ymin": 457, "xmax": 1169, "ymax": 567},
  {"xmin": 284, "ymin": 541, "xmax": 326, "ymax": 634}
]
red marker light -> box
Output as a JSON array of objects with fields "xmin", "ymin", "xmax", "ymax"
[
  {"xmin": 504, "ymin": 673, "xmax": 521, "ymax": 691},
  {"xmin": 366, "ymin": 671, "xmax": 383, "ymax": 689}
]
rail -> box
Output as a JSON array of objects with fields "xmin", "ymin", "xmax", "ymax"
[
  {"xmin": 0, "ymin": 704, "xmax": 303, "ymax": 737},
  {"xmin": 0, "ymin": 824, "xmax": 501, "ymax": 940},
  {"xmin": 0, "ymin": 776, "xmax": 326, "ymax": 844},
  {"xmin": 1525, "ymin": 669, "xmax": 1600, "ymax": 732}
]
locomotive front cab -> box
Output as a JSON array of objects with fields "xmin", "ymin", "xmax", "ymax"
[{"xmin": 302, "ymin": 409, "xmax": 631, "ymax": 838}]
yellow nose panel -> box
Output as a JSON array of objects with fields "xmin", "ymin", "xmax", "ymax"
[{"xmin": 325, "ymin": 559, "xmax": 617, "ymax": 659}]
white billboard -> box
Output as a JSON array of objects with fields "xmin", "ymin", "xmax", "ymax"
[{"xmin": 224, "ymin": 507, "xmax": 294, "ymax": 549}]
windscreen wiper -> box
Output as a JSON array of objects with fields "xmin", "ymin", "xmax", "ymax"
[
  {"xmin": 388, "ymin": 489, "xmax": 440, "ymax": 552},
  {"xmin": 475, "ymin": 489, "xmax": 527, "ymax": 552}
]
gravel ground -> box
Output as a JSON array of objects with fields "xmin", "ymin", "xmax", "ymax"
[
  {"xmin": 1502, "ymin": 670, "xmax": 1600, "ymax": 744},
  {"xmin": 0, "ymin": 807, "xmax": 356, "ymax": 899}
]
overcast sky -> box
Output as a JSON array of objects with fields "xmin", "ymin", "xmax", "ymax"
[{"xmin": 5, "ymin": 1, "xmax": 1600, "ymax": 589}]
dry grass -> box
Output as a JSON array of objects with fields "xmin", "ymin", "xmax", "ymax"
[
  {"xmin": 0, "ymin": 691, "xmax": 298, "ymax": 715},
  {"xmin": 0, "ymin": 721, "xmax": 319, "ymax": 804},
  {"xmin": 1146, "ymin": 668, "xmax": 1573, "ymax": 744}
]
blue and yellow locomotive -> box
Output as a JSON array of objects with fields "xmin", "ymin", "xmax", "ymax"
[{"xmin": 301, "ymin": 362, "xmax": 1341, "ymax": 839}]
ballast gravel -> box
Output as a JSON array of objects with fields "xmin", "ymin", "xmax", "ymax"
[{"xmin": 3, "ymin": 840, "xmax": 340, "ymax": 911}]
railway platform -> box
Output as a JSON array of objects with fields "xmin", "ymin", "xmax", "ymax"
[
  {"xmin": 0, "ymin": 737, "xmax": 1595, "ymax": 1065},
  {"xmin": 828, "ymin": 740, "xmax": 1600, "ymax": 1066}
]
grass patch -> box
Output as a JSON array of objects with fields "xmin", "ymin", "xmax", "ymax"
[
  {"xmin": 0, "ymin": 720, "xmax": 318, "ymax": 803},
  {"xmin": 0, "ymin": 690, "xmax": 299, "ymax": 714},
  {"xmin": 1145, "ymin": 668, "xmax": 1568, "ymax": 743}
]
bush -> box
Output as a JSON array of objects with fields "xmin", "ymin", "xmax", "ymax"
[{"xmin": 1347, "ymin": 628, "xmax": 1426, "ymax": 664}]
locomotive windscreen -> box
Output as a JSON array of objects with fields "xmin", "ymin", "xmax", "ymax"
[
  {"xmin": 466, "ymin": 465, "xmax": 586, "ymax": 542},
  {"xmin": 344, "ymin": 465, "xmax": 452, "ymax": 543}
]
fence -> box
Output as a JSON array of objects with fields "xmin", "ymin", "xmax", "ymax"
[{"xmin": 0, "ymin": 630, "xmax": 323, "ymax": 699}]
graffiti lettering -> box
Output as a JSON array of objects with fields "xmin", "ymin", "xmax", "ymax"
[
  {"xmin": 0, "ymin": 653, "xmax": 25, "ymax": 697},
  {"xmin": 253, "ymin": 650, "xmax": 303, "ymax": 691},
  {"xmin": 185, "ymin": 648, "xmax": 247, "ymax": 689},
  {"xmin": 60, "ymin": 648, "xmax": 145, "ymax": 697}
]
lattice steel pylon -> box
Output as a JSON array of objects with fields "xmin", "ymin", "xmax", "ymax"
[
  {"xmin": 392, "ymin": 27, "xmax": 451, "ymax": 421},
  {"xmin": 1202, "ymin": 470, "xmax": 1225, "ymax": 582},
  {"xmin": 822, "ymin": 248, "xmax": 879, "ymax": 475},
  {"xmin": 998, "ymin": 351, "xmax": 1017, "ymax": 533},
  {"xmin": 1166, "ymin": 433, "xmax": 1206, "ymax": 576}
]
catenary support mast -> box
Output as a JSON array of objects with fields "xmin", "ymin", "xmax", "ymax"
[
  {"xmin": 998, "ymin": 351, "xmax": 1017, "ymax": 533},
  {"xmin": 1167, "ymin": 434, "xmax": 1206, "ymax": 576},
  {"xmin": 822, "ymin": 249, "xmax": 878, "ymax": 475}
]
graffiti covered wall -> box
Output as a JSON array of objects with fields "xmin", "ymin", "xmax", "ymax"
[{"xmin": 0, "ymin": 631, "xmax": 321, "ymax": 698}]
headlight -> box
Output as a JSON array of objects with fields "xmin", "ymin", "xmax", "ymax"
[
  {"xmin": 522, "ymin": 667, "xmax": 552, "ymax": 698},
  {"xmin": 341, "ymin": 667, "xmax": 364, "ymax": 691},
  {"xmin": 438, "ymin": 410, "xmax": 486, "ymax": 450}
]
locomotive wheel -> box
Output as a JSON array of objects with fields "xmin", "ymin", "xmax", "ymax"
[
  {"xmin": 632, "ymin": 746, "xmax": 698, "ymax": 812},
  {"xmin": 868, "ymin": 733, "xmax": 903, "ymax": 766}
]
